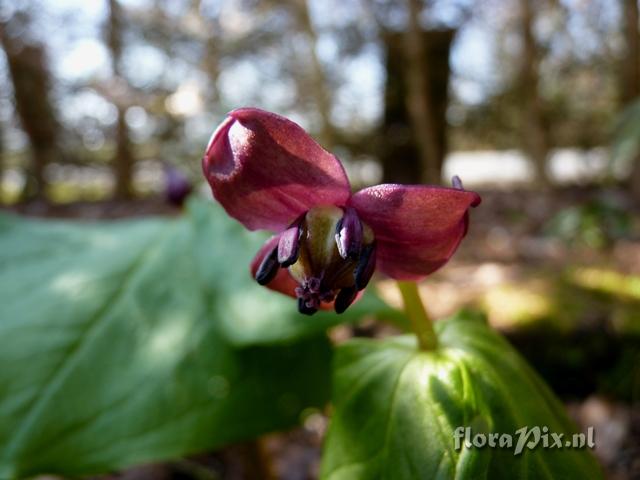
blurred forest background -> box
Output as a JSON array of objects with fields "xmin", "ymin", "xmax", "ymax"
[
  {"xmin": 1, "ymin": 0, "xmax": 640, "ymax": 479},
  {"xmin": 1, "ymin": 0, "xmax": 640, "ymax": 202}
]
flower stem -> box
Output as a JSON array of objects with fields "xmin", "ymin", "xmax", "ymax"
[{"xmin": 397, "ymin": 281, "xmax": 438, "ymax": 351}]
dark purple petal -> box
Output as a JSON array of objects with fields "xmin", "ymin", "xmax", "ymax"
[
  {"xmin": 203, "ymin": 108, "xmax": 351, "ymax": 231},
  {"xmin": 349, "ymin": 184, "xmax": 480, "ymax": 281},
  {"xmin": 278, "ymin": 226, "xmax": 301, "ymax": 267},
  {"xmin": 334, "ymin": 207, "xmax": 363, "ymax": 259}
]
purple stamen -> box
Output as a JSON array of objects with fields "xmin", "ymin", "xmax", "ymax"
[
  {"xmin": 354, "ymin": 243, "xmax": 377, "ymax": 291},
  {"xmin": 294, "ymin": 276, "xmax": 329, "ymax": 315},
  {"xmin": 255, "ymin": 244, "xmax": 280, "ymax": 285},
  {"xmin": 452, "ymin": 175, "xmax": 464, "ymax": 190},
  {"xmin": 334, "ymin": 286, "xmax": 357, "ymax": 314},
  {"xmin": 276, "ymin": 206, "xmax": 377, "ymax": 314},
  {"xmin": 277, "ymin": 226, "xmax": 301, "ymax": 267},
  {"xmin": 307, "ymin": 277, "xmax": 321, "ymax": 291},
  {"xmin": 335, "ymin": 207, "xmax": 363, "ymax": 260},
  {"xmin": 297, "ymin": 297, "xmax": 318, "ymax": 315}
]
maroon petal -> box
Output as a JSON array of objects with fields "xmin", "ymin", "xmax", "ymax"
[
  {"xmin": 203, "ymin": 108, "xmax": 351, "ymax": 231},
  {"xmin": 349, "ymin": 184, "xmax": 481, "ymax": 281}
]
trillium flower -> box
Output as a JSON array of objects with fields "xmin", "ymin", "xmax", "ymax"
[{"xmin": 203, "ymin": 108, "xmax": 480, "ymax": 315}]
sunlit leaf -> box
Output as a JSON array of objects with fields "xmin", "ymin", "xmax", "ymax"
[
  {"xmin": 321, "ymin": 311, "xmax": 603, "ymax": 480},
  {"xmin": 0, "ymin": 200, "xmax": 340, "ymax": 478}
]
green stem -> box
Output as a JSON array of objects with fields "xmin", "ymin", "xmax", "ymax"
[{"xmin": 397, "ymin": 281, "xmax": 438, "ymax": 351}]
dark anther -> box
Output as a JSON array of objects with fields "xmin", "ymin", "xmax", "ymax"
[
  {"xmin": 334, "ymin": 286, "xmax": 358, "ymax": 314},
  {"xmin": 452, "ymin": 175, "xmax": 464, "ymax": 190},
  {"xmin": 354, "ymin": 242, "xmax": 376, "ymax": 291},
  {"xmin": 278, "ymin": 226, "xmax": 301, "ymax": 267},
  {"xmin": 255, "ymin": 245, "xmax": 280, "ymax": 285},
  {"xmin": 298, "ymin": 297, "xmax": 318, "ymax": 316},
  {"xmin": 335, "ymin": 207, "xmax": 363, "ymax": 260}
]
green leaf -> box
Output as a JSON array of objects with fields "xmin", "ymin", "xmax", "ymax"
[
  {"xmin": 321, "ymin": 312, "xmax": 603, "ymax": 480},
  {"xmin": 0, "ymin": 204, "xmax": 334, "ymax": 478}
]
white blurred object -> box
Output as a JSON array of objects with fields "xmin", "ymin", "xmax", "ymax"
[{"xmin": 444, "ymin": 148, "xmax": 621, "ymax": 187}]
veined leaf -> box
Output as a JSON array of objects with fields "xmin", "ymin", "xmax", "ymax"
[
  {"xmin": 0, "ymin": 200, "xmax": 333, "ymax": 478},
  {"xmin": 321, "ymin": 312, "xmax": 603, "ymax": 480}
]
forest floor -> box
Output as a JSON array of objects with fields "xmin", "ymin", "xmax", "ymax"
[{"xmin": 11, "ymin": 185, "xmax": 640, "ymax": 480}]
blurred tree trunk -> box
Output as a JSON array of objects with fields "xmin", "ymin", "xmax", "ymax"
[
  {"xmin": 519, "ymin": 0, "xmax": 552, "ymax": 189},
  {"xmin": 380, "ymin": 29, "xmax": 453, "ymax": 185},
  {"xmin": 402, "ymin": 0, "xmax": 440, "ymax": 184},
  {"xmin": 622, "ymin": 0, "xmax": 640, "ymax": 199},
  {"xmin": 0, "ymin": 119, "xmax": 4, "ymax": 204},
  {"xmin": 203, "ymin": 37, "xmax": 220, "ymax": 105},
  {"xmin": 622, "ymin": 0, "xmax": 640, "ymax": 103},
  {"xmin": 192, "ymin": 0, "xmax": 221, "ymax": 106},
  {"xmin": 106, "ymin": 0, "xmax": 134, "ymax": 200},
  {"xmin": 114, "ymin": 104, "xmax": 134, "ymax": 198},
  {"xmin": 290, "ymin": 0, "xmax": 335, "ymax": 150},
  {"xmin": 0, "ymin": 19, "xmax": 59, "ymax": 202}
]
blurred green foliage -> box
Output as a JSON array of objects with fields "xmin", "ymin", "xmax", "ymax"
[
  {"xmin": 0, "ymin": 197, "xmax": 401, "ymax": 478},
  {"xmin": 612, "ymin": 99, "xmax": 640, "ymax": 170},
  {"xmin": 480, "ymin": 265, "xmax": 640, "ymax": 402},
  {"xmin": 544, "ymin": 199, "xmax": 633, "ymax": 249}
]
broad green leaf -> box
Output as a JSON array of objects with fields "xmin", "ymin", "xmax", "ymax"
[
  {"xmin": 0, "ymin": 203, "xmax": 333, "ymax": 478},
  {"xmin": 321, "ymin": 312, "xmax": 603, "ymax": 480}
]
